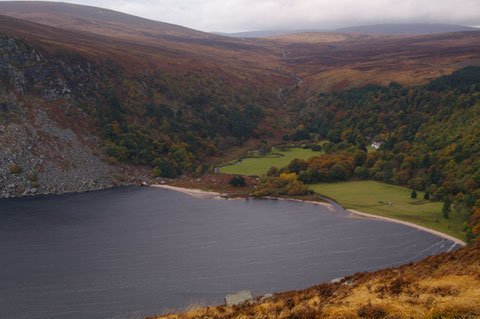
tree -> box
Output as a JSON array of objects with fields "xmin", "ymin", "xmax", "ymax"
[
  {"xmin": 354, "ymin": 150, "xmax": 366, "ymax": 166},
  {"xmin": 229, "ymin": 176, "xmax": 246, "ymax": 188},
  {"xmin": 442, "ymin": 197, "xmax": 451, "ymax": 219},
  {"xmin": 288, "ymin": 158, "xmax": 307, "ymax": 174},
  {"xmin": 354, "ymin": 167, "xmax": 370, "ymax": 179},
  {"xmin": 312, "ymin": 144, "xmax": 322, "ymax": 152},
  {"xmin": 267, "ymin": 166, "xmax": 279, "ymax": 176},
  {"xmin": 411, "ymin": 189, "xmax": 417, "ymax": 199},
  {"xmin": 465, "ymin": 179, "xmax": 479, "ymax": 193}
]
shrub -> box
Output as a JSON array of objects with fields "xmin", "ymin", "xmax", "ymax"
[
  {"xmin": 312, "ymin": 144, "xmax": 322, "ymax": 152},
  {"xmin": 10, "ymin": 165, "xmax": 22, "ymax": 174},
  {"xmin": 31, "ymin": 181, "xmax": 40, "ymax": 188},
  {"xmin": 411, "ymin": 189, "xmax": 417, "ymax": 199},
  {"xmin": 389, "ymin": 277, "xmax": 409, "ymax": 294},
  {"xmin": 424, "ymin": 192, "xmax": 430, "ymax": 200},
  {"xmin": 287, "ymin": 181, "xmax": 309, "ymax": 196},
  {"xmin": 107, "ymin": 157, "xmax": 118, "ymax": 165},
  {"xmin": 27, "ymin": 173, "xmax": 38, "ymax": 182},
  {"xmin": 357, "ymin": 303, "xmax": 387, "ymax": 318},
  {"xmin": 229, "ymin": 176, "xmax": 246, "ymax": 187},
  {"xmin": 443, "ymin": 198, "xmax": 451, "ymax": 219},
  {"xmin": 267, "ymin": 166, "xmax": 279, "ymax": 176},
  {"xmin": 354, "ymin": 167, "xmax": 370, "ymax": 179}
]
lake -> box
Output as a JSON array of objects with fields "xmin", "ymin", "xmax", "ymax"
[{"xmin": 0, "ymin": 187, "xmax": 460, "ymax": 318}]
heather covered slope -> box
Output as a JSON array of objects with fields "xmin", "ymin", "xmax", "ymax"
[
  {"xmin": 0, "ymin": 1, "xmax": 211, "ymax": 40},
  {"xmin": 270, "ymin": 31, "xmax": 480, "ymax": 93},
  {"xmin": 0, "ymin": 27, "xmax": 282, "ymax": 196},
  {"xmin": 2, "ymin": 2, "xmax": 480, "ymax": 92},
  {"xmin": 151, "ymin": 243, "xmax": 480, "ymax": 319},
  {"xmin": 0, "ymin": 2, "xmax": 286, "ymax": 81}
]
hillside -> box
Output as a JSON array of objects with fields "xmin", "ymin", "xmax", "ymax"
[
  {"xmin": 0, "ymin": 1, "xmax": 210, "ymax": 40},
  {"xmin": 1, "ymin": 1, "xmax": 480, "ymax": 199},
  {"xmin": 269, "ymin": 31, "xmax": 480, "ymax": 93},
  {"xmin": 151, "ymin": 243, "xmax": 480, "ymax": 318},
  {"xmin": 0, "ymin": 14, "xmax": 284, "ymax": 197},
  {"xmin": 2, "ymin": 2, "xmax": 480, "ymax": 92},
  {"xmin": 0, "ymin": 1, "xmax": 289, "ymax": 93}
]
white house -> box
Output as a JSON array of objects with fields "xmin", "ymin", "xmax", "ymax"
[{"xmin": 371, "ymin": 141, "xmax": 384, "ymax": 150}]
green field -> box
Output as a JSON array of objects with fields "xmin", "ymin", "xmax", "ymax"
[
  {"xmin": 310, "ymin": 181, "xmax": 466, "ymax": 241},
  {"xmin": 219, "ymin": 148, "xmax": 320, "ymax": 176}
]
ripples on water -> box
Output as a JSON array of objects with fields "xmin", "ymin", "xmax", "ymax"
[{"xmin": 0, "ymin": 187, "xmax": 460, "ymax": 318}]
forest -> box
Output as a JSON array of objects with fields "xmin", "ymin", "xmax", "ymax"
[
  {"xmin": 92, "ymin": 64, "xmax": 480, "ymax": 242},
  {"xmin": 90, "ymin": 69, "xmax": 270, "ymax": 178},
  {"xmin": 261, "ymin": 67, "xmax": 480, "ymax": 242}
]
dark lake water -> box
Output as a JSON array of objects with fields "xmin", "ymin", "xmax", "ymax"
[{"xmin": 0, "ymin": 187, "xmax": 460, "ymax": 319}]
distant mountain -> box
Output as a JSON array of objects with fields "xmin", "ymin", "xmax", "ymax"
[
  {"xmin": 334, "ymin": 23, "xmax": 480, "ymax": 35},
  {"xmin": 217, "ymin": 24, "xmax": 479, "ymax": 38},
  {"xmin": 213, "ymin": 29, "xmax": 330, "ymax": 38}
]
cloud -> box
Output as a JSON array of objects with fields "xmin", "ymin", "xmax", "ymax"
[{"xmin": 3, "ymin": 0, "xmax": 479, "ymax": 32}]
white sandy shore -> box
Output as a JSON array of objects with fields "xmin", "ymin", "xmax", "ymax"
[
  {"xmin": 151, "ymin": 184, "xmax": 466, "ymax": 247},
  {"xmin": 348, "ymin": 209, "xmax": 466, "ymax": 247},
  {"xmin": 151, "ymin": 184, "xmax": 223, "ymax": 199},
  {"xmin": 153, "ymin": 184, "xmax": 335, "ymax": 209}
]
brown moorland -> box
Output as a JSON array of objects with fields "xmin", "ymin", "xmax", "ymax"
[
  {"xmin": 0, "ymin": 2, "xmax": 291, "ymax": 89},
  {"xmin": 269, "ymin": 31, "xmax": 480, "ymax": 92},
  {"xmin": 149, "ymin": 243, "xmax": 480, "ymax": 319},
  {"xmin": 1, "ymin": 1, "xmax": 480, "ymax": 93}
]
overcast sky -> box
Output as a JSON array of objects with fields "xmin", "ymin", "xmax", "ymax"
[{"xmin": 3, "ymin": 0, "xmax": 480, "ymax": 32}]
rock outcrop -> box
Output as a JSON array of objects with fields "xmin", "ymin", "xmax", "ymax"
[
  {"xmin": 0, "ymin": 34, "xmax": 151, "ymax": 197},
  {"xmin": 224, "ymin": 290, "xmax": 253, "ymax": 307}
]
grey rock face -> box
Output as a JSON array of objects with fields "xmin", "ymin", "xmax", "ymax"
[
  {"xmin": 0, "ymin": 35, "xmax": 104, "ymax": 101},
  {"xmin": 0, "ymin": 34, "xmax": 154, "ymax": 198},
  {"xmin": 260, "ymin": 293, "xmax": 273, "ymax": 302},
  {"xmin": 224, "ymin": 290, "xmax": 253, "ymax": 307},
  {"xmin": 330, "ymin": 277, "xmax": 345, "ymax": 283}
]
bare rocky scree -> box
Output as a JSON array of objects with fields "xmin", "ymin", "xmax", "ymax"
[{"xmin": 0, "ymin": 35, "xmax": 153, "ymax": 198}]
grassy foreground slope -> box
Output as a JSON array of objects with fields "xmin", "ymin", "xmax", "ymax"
[
  {"xmin": 151, "ymin": 243, "xmax": 480, "ymax": 319},
  {"xmin": 219, "ymin": 148, "xmax": 319, "ymax": 176},
  {"xmin": 310, "ymin": 181, "xmax": 466, "ymax": 241}
]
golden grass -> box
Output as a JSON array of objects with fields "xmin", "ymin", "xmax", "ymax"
[{"xmin": 149, "ymin": 244, "xmax": 480, "ymax": 319}]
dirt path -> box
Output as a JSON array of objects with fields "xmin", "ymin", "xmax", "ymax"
[{"xmin": 275, "ymin": 51, "xmax": 303, "ymax": 105}]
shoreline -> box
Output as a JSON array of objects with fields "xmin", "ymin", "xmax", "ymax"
[
  {"xmin": 152, "ymin": 184, "xmax": 335, "ymax": 210},
  {"xmin": 152, "ymin": 184, "xmax": 466, "ymax": 246},
  {"xmin": 347, "ymin": 209, "xmax": 466, "ymax": 246},
  {"xmin": 151, "ymin": 184, "xmax": 224, "ymax": 199}
]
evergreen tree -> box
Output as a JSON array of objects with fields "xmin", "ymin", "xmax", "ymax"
[
  {"xmin": 229, "ymin": 176, "xmax": 246, "ymax": 188},
  {"xmin": 442, "ymin": 197, "xmax": 451, "ymax": 219},
  {"xmin": 411, "ymin": 189, "xmax": 417, "ymax": 199}
]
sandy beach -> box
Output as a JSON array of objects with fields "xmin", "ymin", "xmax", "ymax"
[
  {"xmin": 151, "ymin": 184, "xmax": 466, "ymax": 247},
  {"xmin": 153, "ymin": 184, "xmax": 335, "ymax": 209},
  {"xmin": 348, "ymin": 209, "xmax": 466, "ymax": 246},
  {"xmin": 151, "ymin": 184, "xmax": 223, "ymax": 199}
]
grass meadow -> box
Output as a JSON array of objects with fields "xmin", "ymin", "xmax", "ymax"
[
  {"xmin": 310, "ymin": 181, "xmax": 466, "ymax": 241},
  {"xmin": 219, "ymin": 148, "xmax": 320, "ymax": 176}
]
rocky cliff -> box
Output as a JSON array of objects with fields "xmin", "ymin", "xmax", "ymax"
[{"xmin": 0, "ymin": 35, "xmax": 151, "ymax": 198}]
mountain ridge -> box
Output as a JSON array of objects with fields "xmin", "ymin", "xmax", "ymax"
[{"xmin": 215, "ymin": 23, "xmax": 480, "ymax": 38}]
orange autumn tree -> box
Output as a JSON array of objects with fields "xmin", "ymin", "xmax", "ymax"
[{"xmin": 253, "ymin": 173, "xmax": 309, "ymax": 197}]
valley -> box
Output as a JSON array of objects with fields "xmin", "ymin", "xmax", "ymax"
[{"xmin": 1, "ymin": 1, "xmax": 480, "ymax": 318}]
